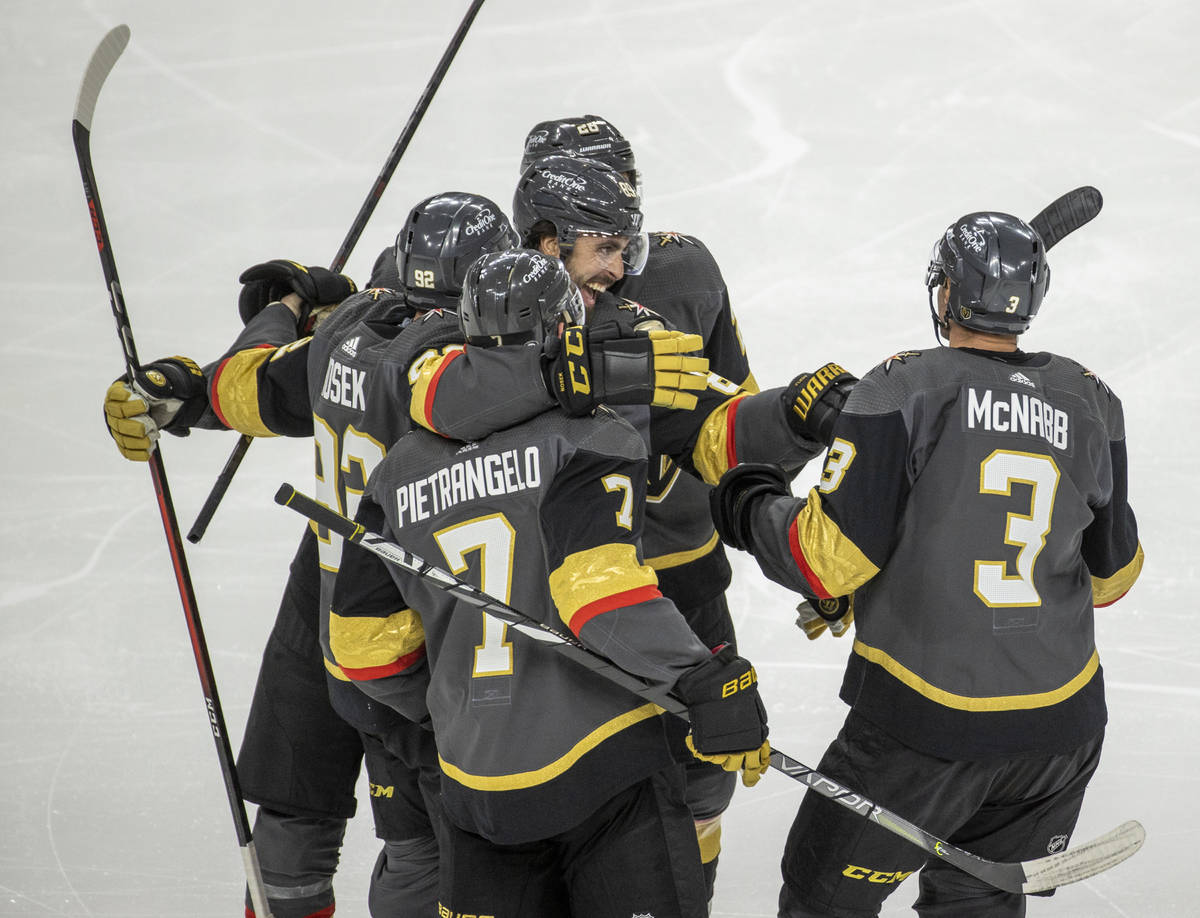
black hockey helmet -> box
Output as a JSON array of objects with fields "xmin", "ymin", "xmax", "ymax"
[
  {"xmin": 394, "ymin": 192, "xmax": 519, "ymax": 309},
  {"xmin": 513, "ymin": 155, "xmax": 647, "ymax": 274},
  {"xmin": 459, "ymin": 249, "xmax": 585, "ymax": 346},
  {"xmin": 521, "ymin": 115, "xmax": 640, "ymax": 193},
  {"xmin": 925, "ymin": 212, "xmax": 1050, "ymax": 337}
]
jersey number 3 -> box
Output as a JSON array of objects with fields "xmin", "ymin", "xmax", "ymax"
[{"xmin": 974, "ymin": 449, "xmax": 1060, "ymax": 607}]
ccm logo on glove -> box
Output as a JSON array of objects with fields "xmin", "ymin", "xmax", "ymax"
[{"xmin": 563, "ymin": 327, "xmax": 590, "ymax": 395}]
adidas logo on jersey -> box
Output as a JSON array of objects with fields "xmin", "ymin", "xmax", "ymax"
[
  {"xmin": 340, "ymin": 336, "xmax": 360, "ymax": 358},
  {"xmin": 1009, "ymin": 371, "xmax": 1035, "ymax": 388}
]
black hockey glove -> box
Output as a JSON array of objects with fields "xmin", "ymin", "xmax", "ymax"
[
  {"xmin": 103, "ymin": 356, "xmax": 208, "ymax": 461},
  {"xmin": 542, "ymin": 321, "xmax": 709, "ymax": 417},
  {"xmin": 709, "ymin": 462, "xmax": 790, "ymax": 552},
  {"xmin": 237, "ymin": 259, "xmax": 357, "ymax": 326},
  {"xmin": 795, "ymin": 596, "xmax": 854, "ymax": 640},
  {"xmin": 782, "ymin": 362, "xmax": 857, "ymax": 446},
  {"xmin": 674, "ymin": 645, "xmax": 771, "ymax": 787}
]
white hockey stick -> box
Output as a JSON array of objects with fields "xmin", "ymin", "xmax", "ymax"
[{"xmin": 275, "ymin": 482, "xmax": 1145, "ymax": 895}]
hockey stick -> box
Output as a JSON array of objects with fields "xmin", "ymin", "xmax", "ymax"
[
  {"xmin": 187, "ymin": 0, "xmax": 488, "ymax": 544},
  {"xmin": 1031, "ymin": 185, "xmax": 1103, "ymax": 250},
  {"xmin": 274, "ymin": 483, "xmax": 1145, "ymax": 895},
  {"xmin": 74, "ymin": 26, "xmax": 275, "ymax": 918}
]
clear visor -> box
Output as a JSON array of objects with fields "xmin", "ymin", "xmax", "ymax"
[
  {"xmin": 924, "ymin": 239, "xmax": 947, "ymax": 288},
  {"xmin": 625, "ymin": 168, "xmax": 644, "ymax": 198},
  {"xmin": 569, "ymin": 231, "xmax": 647, "ymax": 276},
  {"xmin": 622, "ymin": 230, "xmax": 649, "ymax": 275}
]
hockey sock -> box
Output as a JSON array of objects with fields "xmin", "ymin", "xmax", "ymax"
[{"xmin": 695, "ymin": 815, "xmax": 722, "ymax": 904}]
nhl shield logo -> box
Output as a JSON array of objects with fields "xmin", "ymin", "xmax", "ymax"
[{"xmin": 1047, "ymin": 834, "xmax": 1069, "ymax": 854}]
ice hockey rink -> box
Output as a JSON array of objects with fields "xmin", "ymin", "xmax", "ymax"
[{"xmin": 4, "ymin": 0, "xmax": 1197, "ymax": 914}]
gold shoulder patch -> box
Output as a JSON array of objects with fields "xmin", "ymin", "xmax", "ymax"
[{"xmin": 881, "ymin": 350, "xmax": 922, "ymax": 373}]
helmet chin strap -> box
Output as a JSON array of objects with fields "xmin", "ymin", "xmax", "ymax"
[{"xmin": 928, "ymin": 287, "xmax": 951, "ymax": 347}]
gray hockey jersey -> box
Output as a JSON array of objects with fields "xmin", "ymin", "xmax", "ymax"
[{"xmin": 743, "ymin": 345, "xmax": 1143, "ymax": 759}]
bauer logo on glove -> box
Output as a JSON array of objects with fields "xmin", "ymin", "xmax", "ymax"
[{"xmin": 721, "ymin": 665, "xmax": 758, "ymax": 698}]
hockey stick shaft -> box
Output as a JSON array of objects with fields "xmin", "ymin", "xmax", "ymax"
[
  {"xmin": 274, "ymin": 483, "xmax": 1144, "ymax": 895},
  {"xmin": 187, "ymin": 0, "xmax": 487, "ymax": 544},
  {"xmin": 327, "ymin": 0, "xmax": 487, "ymax": 274},
  {"xmin": 74, "ymin": 26, "xmax": 274, "ymax": 918}
]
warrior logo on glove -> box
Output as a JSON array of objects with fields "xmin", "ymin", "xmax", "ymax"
[
  {"xmin": 782, "ymin": 361, "xmax": 858, "ymax": 446},
  {"xmin": 790, "ymin": 362, "xmax": 853, "ymax": 423}
]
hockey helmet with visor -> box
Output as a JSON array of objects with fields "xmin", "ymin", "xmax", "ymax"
[
  {"xmin": 513, "ymin": 155, "xmax": 648, "ymax": 276},
  {"xmin": 459, "ymin": 248, "xmax": 586, "ymax": 347}
]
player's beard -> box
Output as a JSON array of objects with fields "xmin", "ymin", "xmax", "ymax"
[{"xmin": 579, "ymin": 275, "xmax": 616, "ymax": 309}]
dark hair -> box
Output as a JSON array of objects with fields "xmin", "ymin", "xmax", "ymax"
[{"xmin": 523, "ymin": 219, "xmax": 558, "ymax": 250}]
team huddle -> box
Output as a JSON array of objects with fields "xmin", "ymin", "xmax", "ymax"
[{"xmin": 102, "ymin": 116, "xmax": 1143, "ymax": 918}]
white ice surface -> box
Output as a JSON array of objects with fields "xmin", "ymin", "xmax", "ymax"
[{"xmin": 2, "ymin": 1, "xmax": 1197, "ymax": 915}]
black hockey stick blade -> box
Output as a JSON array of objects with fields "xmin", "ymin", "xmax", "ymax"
[
  {"xmin": 1030, "ymin": 186, "xmax": 1103, "ymax": 251},
  {"xmin": 275, "ymin": 483, "xmax": 1146, "ymax": 894}
]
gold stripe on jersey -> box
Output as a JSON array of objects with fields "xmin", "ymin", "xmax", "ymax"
[
  {"xmin": 690, "ymin": 394, "xmax": 749, "ymax": 485},
  {"xmin": 323, "ymin": 656, "xmax": 351, "ymax": 682},
  {"xmin": 645, "ymin": 530, "xmax": 720, "ymax": 570},
  {"xmin": 853, "ymin": 639, "xmax": 1100, "ymax": 711},
  {"xmin": 439, "ymin": 702, "xmax": 665, "ymax": 790},
  {"xmin": 409, "ymin": 346, "xmax": 464, "ymax": 435},
  {"xmin": 549, "ymin": 543, "xmax": 661, "ymax": 632},
  {"xmin": 211, "ymin": 345, "xmax": 280, "ymax": 438},
  {"xmin": 329, "ymin": 607, "xmax": 426, "ymax": 676},
  {"xmin": 788, "ymin": 490, "xmax": 879, "ymax": 598},
  {"xmin": 740, "ymin": 371, "xmax": 759, "ymax": 394},
  {"xmin": 1092, "ymin": 543, "xmax": 1144, "ymax": 607}
]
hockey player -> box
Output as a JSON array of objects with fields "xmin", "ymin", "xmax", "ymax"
[
  {"xmin": 102, "ymin": 191, "xmax": 707, "ymax": 917},
  {"xmin": 520, "ymin": 115, "xmax": 755, "ymax": 392},
  {"xmin": 330, "ymin": 248, "xmax": 772, "ymax": 918},
  {"xmin": 404, "ymin": 149, "xmax": 824, "ymax": 901},
  {"xmin": 710, "ymin": 211, "xmax": 1144, "ymax": 917}
]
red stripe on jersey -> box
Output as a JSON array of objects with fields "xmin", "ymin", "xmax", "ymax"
[
  {"xmin": 339, "ymin": 645, "xmax": 426, "ymax": 682},
  {"xmin": 568, "ymin": 584, "xmax": 663, "ymax": 635},
  {"xmin": 787, "ymin": 518, "xmax": 832, "ymax": 600},
  {"xmin": 724, "ymin": 395, "xmax": 747, "ymax": 470},
  {"xmin": 1095, "ymin": 589, "xmax": 1129, "ymax": 608},
  {"xmin": 209, "ymin": 344, "xmax": 273, "ymax": 429},
  {"xmin": 422, "ymin": 348, "xmax": 464, "ymax": 436}
]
